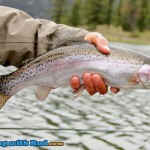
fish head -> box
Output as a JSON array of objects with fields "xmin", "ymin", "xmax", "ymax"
[{"xmin": 138, "ymin": 64, "xmax": 150, "ymax": 88}]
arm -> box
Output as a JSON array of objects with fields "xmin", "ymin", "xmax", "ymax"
[
  {"xmin": 0, "ymin": 6, "xmax": 119, "ymax": 95},
  {"xmin": 0, "ymin": 6, "xmax": 88, "ymax": 67}
]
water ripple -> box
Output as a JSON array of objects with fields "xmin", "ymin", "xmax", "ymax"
[{"xmin": 0, "ymin": 43, "xmax": 150, "ymax": 150}]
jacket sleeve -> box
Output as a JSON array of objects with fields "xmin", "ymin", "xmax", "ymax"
[{"xmin": 0, "ymin": 6, "xmax": 89, "ymax": 68}]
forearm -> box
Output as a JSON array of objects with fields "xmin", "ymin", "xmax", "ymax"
[{"xmin": 0, "ymin": 6, "xmax": 88, "ymax": 68}]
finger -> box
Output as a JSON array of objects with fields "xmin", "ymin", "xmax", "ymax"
[
  {"xmin": 96, "ymin": 42, "xmax": 110, "ymax": 54},
  {"xmin": 110, "ymin": 87, "xmax": 120, "ymax": 93},
  {"xmin": 70, "ymin": 76, "xmax": 80, "ymax": 90},
  {"xmin": 95, "ymin": 36, "xmax": 110, "ymax": 54},
  {"xmin": 102, "ymin": 36, "xmax": 109, "ymax": 45},
  {"xmin": 84, "ymin": 32, "xmax": 110, "ymax": 54},
  {"xmin": 92, "ymin": 74, "xmax": 108, "ymax": 95},
  {"xmin": 83, "ymin": 73, "xmax": 97, "ymax": 95}
]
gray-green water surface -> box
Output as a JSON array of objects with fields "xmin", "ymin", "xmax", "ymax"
[{"xmin": 0, "ymin": 43, "xmax": 150, "ymax": 150}]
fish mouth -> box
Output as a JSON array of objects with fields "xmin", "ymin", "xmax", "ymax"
[{"xmin": 137, "ymin": 64, "xmax": 150, "ymax": 88}]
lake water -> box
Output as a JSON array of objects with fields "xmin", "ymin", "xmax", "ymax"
[{"xmin": 0, "ymin": 43, "xmax": 150, "ymax": 150}]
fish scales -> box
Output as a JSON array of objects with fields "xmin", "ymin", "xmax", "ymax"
[{"xmin": 0, "ymin": 42, "xmax": 150, "ymax": 108}]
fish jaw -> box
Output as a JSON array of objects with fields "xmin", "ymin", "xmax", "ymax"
[{"xmin": 137, "ymin": 64, "xmax": 150, "ymax": 88}]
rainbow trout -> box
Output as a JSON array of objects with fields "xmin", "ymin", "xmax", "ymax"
[{"xmin": 0, "ymin": 42, "xmax": 150, "ymax": 109}]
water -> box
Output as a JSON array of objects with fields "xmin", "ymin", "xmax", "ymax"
[{"xmin": 0, "ymin": 43, "xmax": 150, "ymax": 150}]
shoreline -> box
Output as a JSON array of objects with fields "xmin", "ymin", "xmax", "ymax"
[{"xmin": 81, "ymin": 25, "xmax": 150, "ymax": 45}]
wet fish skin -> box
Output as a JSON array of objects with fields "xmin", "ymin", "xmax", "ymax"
[{"xmin": 0, "ymin": 42, "xmax": 150, "ymax": 108}]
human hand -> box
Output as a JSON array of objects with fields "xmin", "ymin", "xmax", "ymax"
[{"xmin": 70, "ymin": 32, "xmax": 119, "ymax": 95}]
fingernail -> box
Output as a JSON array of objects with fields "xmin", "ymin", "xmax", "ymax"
[
  {"xmin": 72, "ymin": 77, "xmax": 78, "ymax": 83},
  {"xmin": 93, "ymin": 75, "xmax": 100, "ymax": 83},
  {"xmin": 84, "ymin": 73, "xmax": 91, "ymax": 79},
  {"xmin": 103, "ymin": 45, "xmax": 110, "ymax": 52}
]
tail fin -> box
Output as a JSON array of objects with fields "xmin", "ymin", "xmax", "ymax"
[
  {"xmin": 0, "ymin": 74, "xmax": 11, "ymax": 109},
  {"xmin": 0, "ymin": 93, "xmax": 10, "ymax": 109}
]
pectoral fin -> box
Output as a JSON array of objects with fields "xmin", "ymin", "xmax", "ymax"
[
  {"xmin": 128, "ymin": 74, "xmax": 140, "ymax": 85},
  {"xmin": 31, "ymin": 85, "xmax": 51, "ymax": 101},
  {"xmin": 73, "ymin": 85, "xmax": 84, "ymax": 99}
]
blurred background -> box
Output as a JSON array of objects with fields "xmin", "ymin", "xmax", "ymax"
[
  {"xmin": 0, "ymin": 0, "xmax": 149, "ymax": 44},
  {"xmin": 0, "ymin": 0, "xmax": 150, "ymax": 150}
]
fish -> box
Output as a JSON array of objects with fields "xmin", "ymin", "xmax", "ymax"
[{"xmin": 0, "ymin": 41, "xmax": 150, "ymax": 109}]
